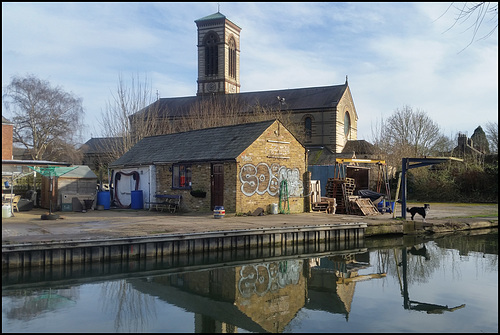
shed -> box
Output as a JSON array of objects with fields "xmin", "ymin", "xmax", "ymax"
[
  {"xmin": 40, "ymin": 165, "xmax": 98, "ymax": 211},
  {"xmin": 110, "ymin": 120, "xmax": 307, "ymax": 214}
]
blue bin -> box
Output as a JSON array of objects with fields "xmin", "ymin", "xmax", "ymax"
[
  {"xmin": 377, "ymin": 201, "xmax": 395, "ymax": 213},
  {"xmin": 97, "ymin": 191, "xmax": 110, "ymax": 210},
  {"xmin": 131, "ymin": 190, "xmax": 143, "ymax": 209}
]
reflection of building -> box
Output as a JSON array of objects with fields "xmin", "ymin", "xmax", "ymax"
[
  {"xmin": 3, "ymin": 288, "xmax": 78, "ymax": 321},
  {"xmin": 235, "ymin": 261, "xmax": 305, "ymax": 332},
  {"xmin": 306, "ymin": 253, "xmax": 372, "ymax": 320},
  {"xmin": 130, "ymin": 260, "xmax": 306, "ymax": 333},
  {"xmin": 129, "ymin": 251, "xmax": 380, "ymax": 332}
]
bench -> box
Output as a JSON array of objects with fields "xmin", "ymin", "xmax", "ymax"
[{"xmin": 146, "ymin": 194, "xmax": 182, "ymax": 213}]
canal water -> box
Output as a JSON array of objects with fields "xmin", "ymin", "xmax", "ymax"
[{"xmin": 2, "ymin": 229, "xmax": 497, "ymax": 333}]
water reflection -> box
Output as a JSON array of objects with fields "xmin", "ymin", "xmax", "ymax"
[
  {"xmin": 400, "ymin": 245, "xmax": 466, "ymax": 314},
  {"xmin": 2, "ymin": 229, "xmax": 498, "ymax": 333},
  {"xmin": 101, "ymin": 280, "xmax": 157, "ymax": 332},
  {"xmin": 3, "ymin": 287, "xmax": 78, "ymax": 320},
  {"xmin": 125, "ymin": 253, "xmax": 384, "ymax": 333}
]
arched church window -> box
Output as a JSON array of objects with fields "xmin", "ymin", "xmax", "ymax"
[
  {"xmin": 229, "ymin": 38, "xmax": 236, "ymax": 79},
  {"xmin": 344, "ymin": 112, "xmax": 350, "ymax": 138},
  {"xmin": 204, "ymin": 32, "xmax": 219, "ymax": 76},
  {"xmin": 305, "ymin": 117, "xmax": 312, "ymax": 142}
]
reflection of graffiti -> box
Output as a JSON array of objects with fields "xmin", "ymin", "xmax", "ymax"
[
  {"xmin": 238, "ymin": 260, "xmax": 301, "ymax": 298},
  {"xmin": 240, "ymin": 163, "xmax": 303, "ymax": 197}
]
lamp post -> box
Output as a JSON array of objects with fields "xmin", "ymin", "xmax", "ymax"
[
  {"xmin": 277, "ymin": 96, "xmax": 285, "ymax": 136},
  {"xmin": 277, "ymin": 96, "xmax": 285, "ymax": 113}
]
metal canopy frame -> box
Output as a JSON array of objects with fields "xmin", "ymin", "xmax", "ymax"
[
  {"xmin": 400, "ymin": 157, "xmax": 463, "ymax": 219},
  {"xmin": 2, "ymin": 160, "xmax": 71, "ymax": 216}
]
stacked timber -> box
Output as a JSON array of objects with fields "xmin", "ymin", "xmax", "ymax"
[{"xmin": 325, "ymin": 178, "xmax": 355, "ymax": 214}]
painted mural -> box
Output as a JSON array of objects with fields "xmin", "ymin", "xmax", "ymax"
[{"xmin": 239, "ymin": 163, "xmax": 303, "ymax": 197}]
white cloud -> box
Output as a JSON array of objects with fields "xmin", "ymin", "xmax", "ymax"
[{"xmin": 2, "ymin": 2, "xmax": 497, "ymax": 143}]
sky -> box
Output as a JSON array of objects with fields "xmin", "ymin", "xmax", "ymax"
[{"xmin": 2, "ymin": 2, "xmax": 498, "ymax": 145}]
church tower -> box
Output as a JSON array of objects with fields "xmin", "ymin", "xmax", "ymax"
[{"xmin": 195, "ymin": 12, "xmax": 241, "ymax": 96}]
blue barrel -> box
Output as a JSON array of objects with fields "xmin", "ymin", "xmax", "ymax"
[
  {"xmin": 97, "ymin": 191, "xmax": 110, "ymax": 210},
  {"xmin": 213, "ymin": 206, "xmax": 225, "ymax": 219},
  {"xmin": 131, "ymin": 190, "xmax": 143, "ymax": 209}
]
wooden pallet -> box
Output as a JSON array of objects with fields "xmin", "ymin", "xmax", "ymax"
[
  {"xmin": 312, "ymin": 201, "xmax": 329, "ymax": 212},
  {"xmin": 312, "ymin": 197, "xmax": 336, "ymax": 213},
  {"xmin": 325, "ymin": 178, "xmax": 355, "ymax": 214},
  {"xmin": 350, "ymin": 198, "xmax": 380, "ymax": 216}
]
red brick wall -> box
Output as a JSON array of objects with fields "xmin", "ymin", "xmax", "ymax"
[{"xmin": 2, "ymin": 124, "xmax": 13, "ymax": 160}]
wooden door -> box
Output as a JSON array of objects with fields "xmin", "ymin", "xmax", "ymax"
[
  {"xmin": 41, "ymin": 176, "xmax": 57, "ymax": 210},
  {"xmin": 211, "ymin": 163, "xmax": 224, "ymax": 210}
]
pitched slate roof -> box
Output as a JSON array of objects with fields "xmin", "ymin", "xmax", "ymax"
[
  {"xmin": 80, "ymin": 137, "xmax": 124, "ymax": 154},
  {"xmin": 110, "ymin": 120, "xmax": 278, "ymax": 167},
  {"xmin": 134, "ymin": 84, "xmax": 348, "ymax": 119},
  {"xmin": 342, "ymin": 140, "xmax": 379, "ymax": 155},
  {"xmin": 60, "ymin": 165, "xmax": 97, "ymax": 179},
  {"xmin": 194, "ymin": 11, "xmax": 241, "ymax": 30},
  {"xmin": 195, "ymin": 12, "xmax": 227, "ymax": 22}
]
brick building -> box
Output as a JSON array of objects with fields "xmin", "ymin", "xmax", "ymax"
[
  {"xmin": 110, "ymin": 120, "xmax": 306, "ymax": 214},
  {"xmin": 2, "ymin": 116, "xmax": 14, "ymax": 160}
]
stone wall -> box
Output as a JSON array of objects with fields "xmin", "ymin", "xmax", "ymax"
[
  {"xmin": 236, "ymin": 121, "xmax": 306, "ymax": 214},
  {"xmin": 156, "ymin": 162, "xmax": 237, "ymax": 213}
]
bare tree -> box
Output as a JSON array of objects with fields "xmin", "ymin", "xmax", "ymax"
[
  {"xmin": 177, "ymin": 94, "xmax": 300, "ymax": 137},
  {"xmin": 440, "ymin": 2, "xmax": 498, "ymax": 51},
  {"xmin": 484, "ymin": 121, "xmax": 498, "ymax": 153},
  {"xmin": 3, "ymin": 74, "xmax": 84, "ymax": 162},
  {"xmin": 371, "ymin": 105, "xmax": 450, "ymax": 167},
  {"xmin": 96, "ymin": 73, "xmax": 173, "ymax": 164}
]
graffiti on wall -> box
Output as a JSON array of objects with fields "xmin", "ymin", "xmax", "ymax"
[
  {"xmin": 239, "ymin": 163, "xmax": 303, "ymax": 197},
  {"xmin": 238, "ymin": 260, "xmax": 302, "ymax": 298}
]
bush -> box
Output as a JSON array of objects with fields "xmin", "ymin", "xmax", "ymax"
[{"xmin": 405, "ymin": 159, "xmax": 498, "ymax": 203}]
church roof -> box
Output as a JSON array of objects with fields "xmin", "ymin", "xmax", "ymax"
[
  {"xmin": 134, "ymin": 84, "xmax": 349, "ymax": 120},
  {"xmin": 110, "ymin": 120, "xmax": 278, "ymax": 167}
]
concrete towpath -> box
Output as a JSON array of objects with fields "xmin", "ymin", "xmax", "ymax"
[{"xmin": 2, "ymin": 203, "xmax": 497, "ymax": 245}]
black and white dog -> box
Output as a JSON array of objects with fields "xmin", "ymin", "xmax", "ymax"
[{"xmin": 406, "ymin": 204, "xmax": 430, "ymax": 222}]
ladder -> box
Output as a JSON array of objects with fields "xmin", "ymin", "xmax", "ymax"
[
  {"xmin": 392, "ymin": 172, "xmax": 402, "ymax": 218},
  {"xmin": 377, "ymin": 163, "xmax": 392, "ymax": 213},
  {"xmin": 279, "ymin": 180, "xmax": 290, "ymax": 214}
]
